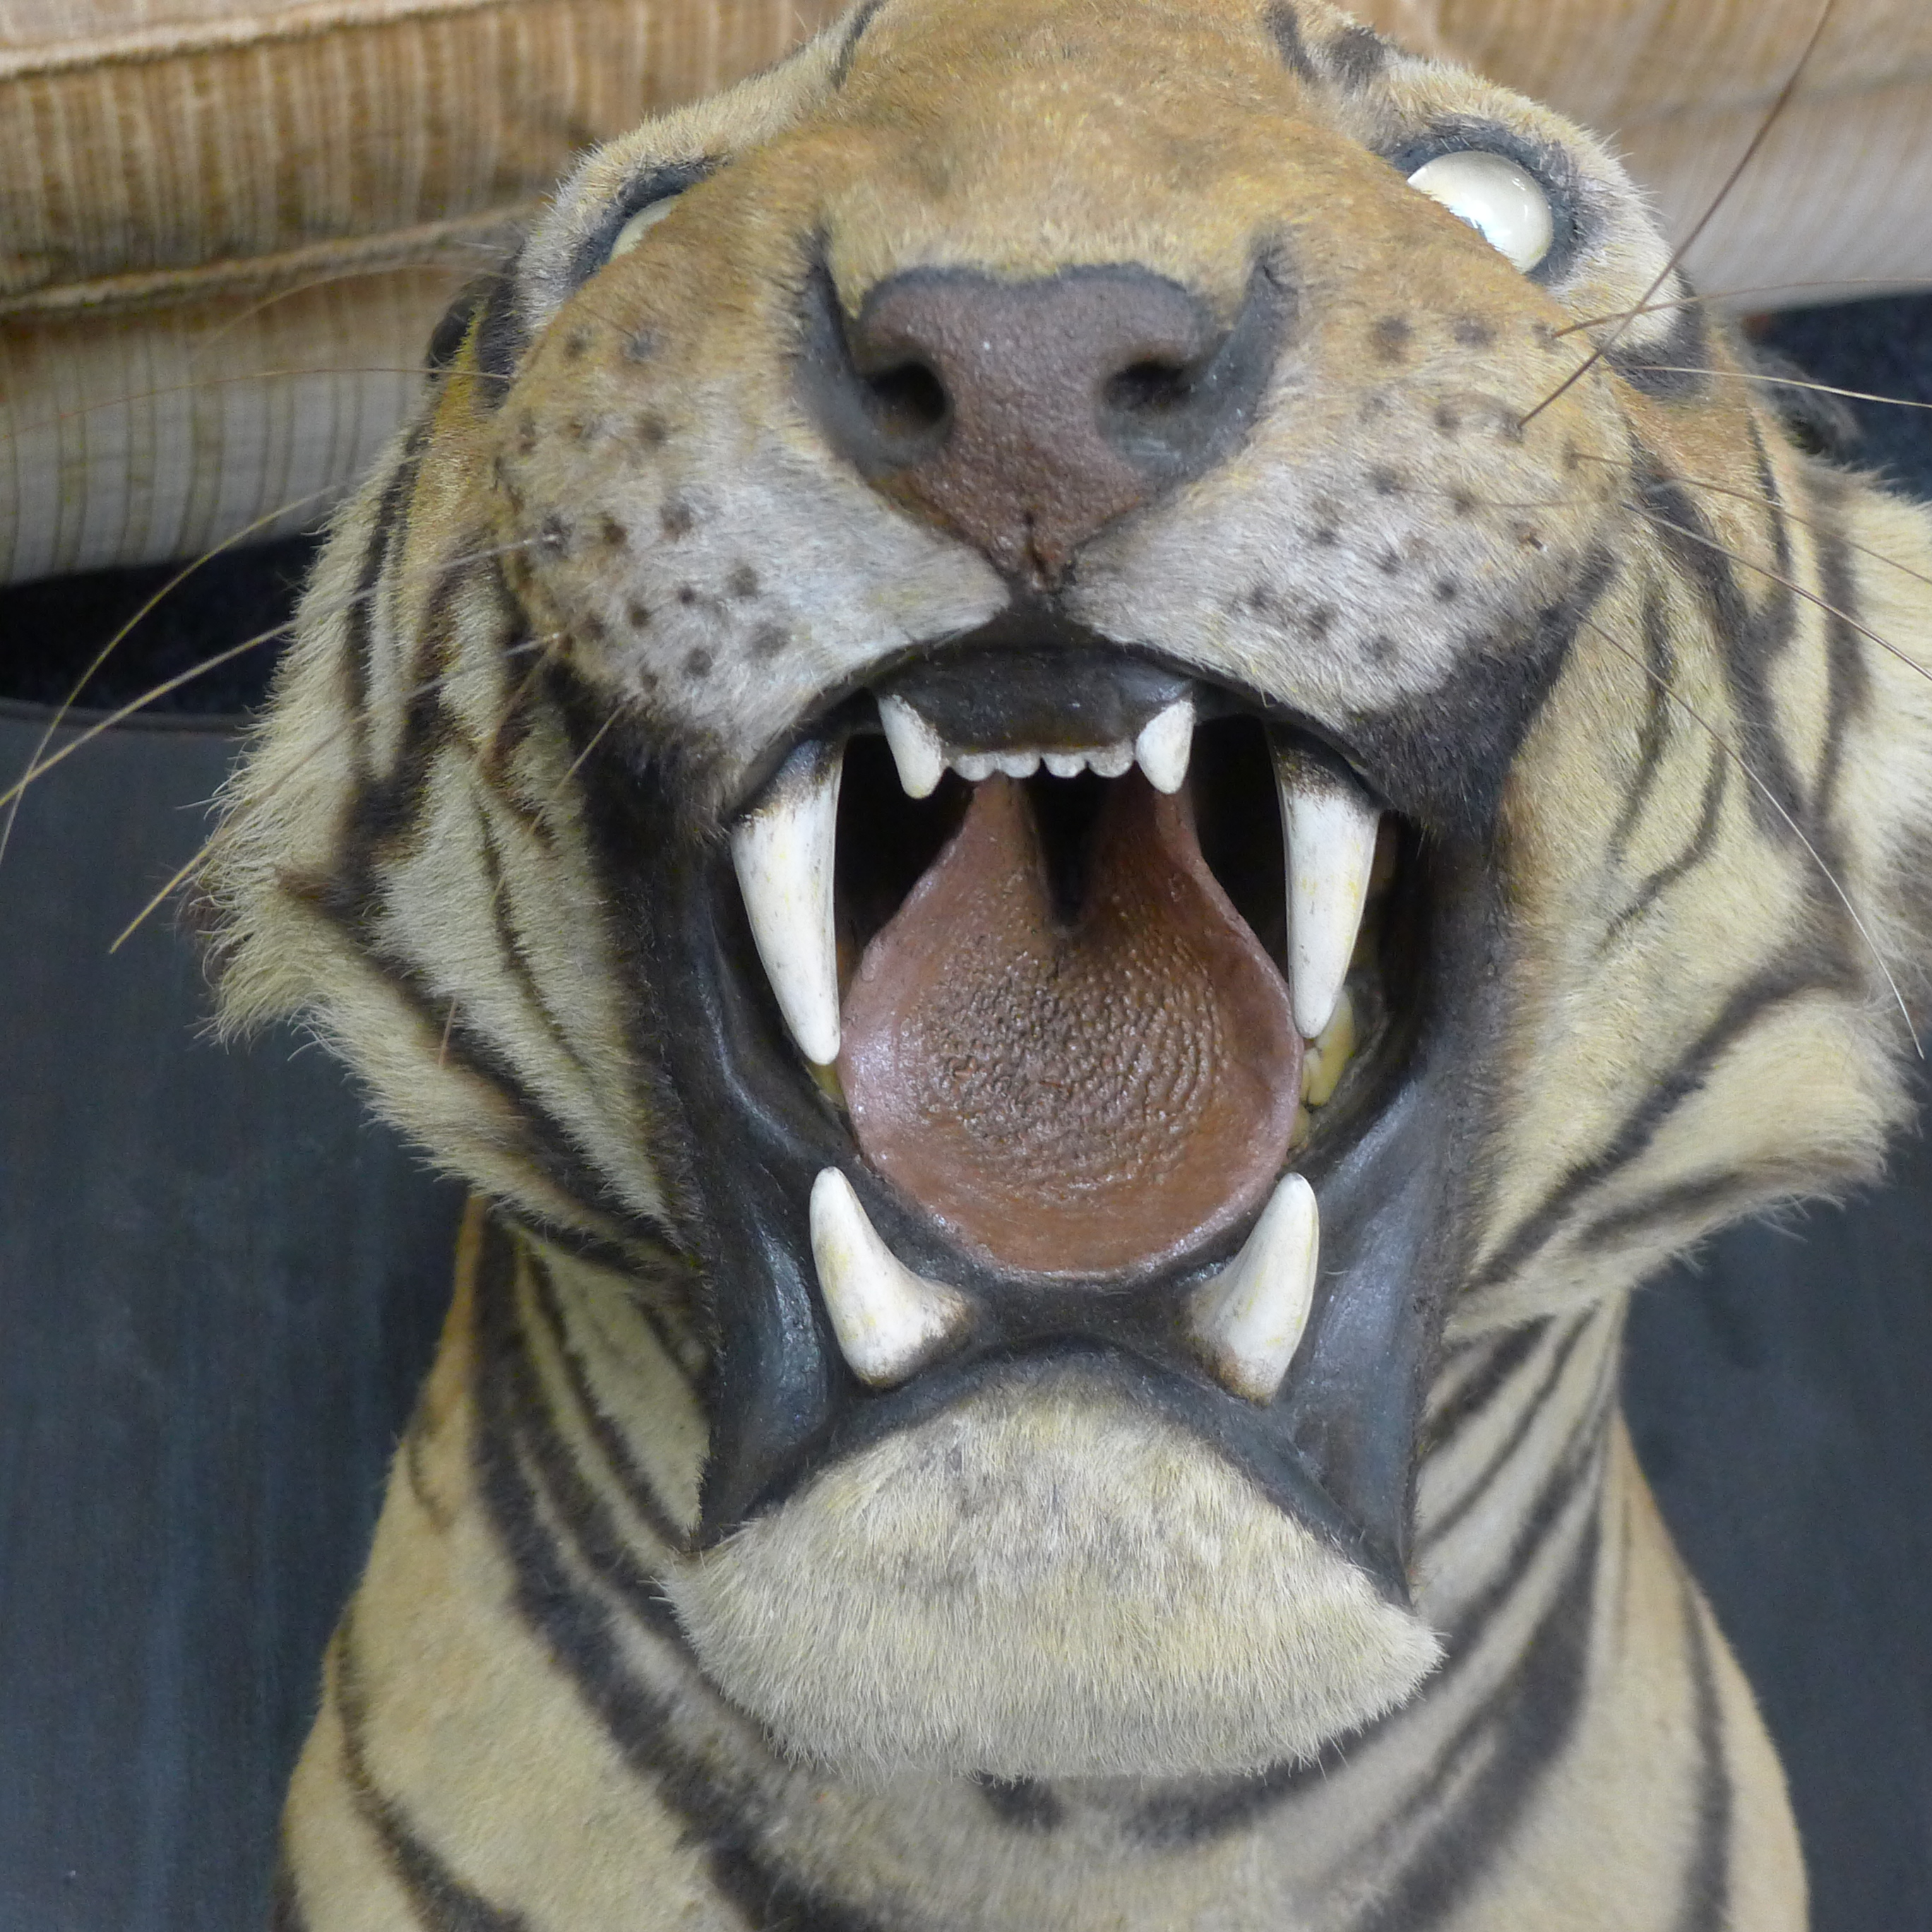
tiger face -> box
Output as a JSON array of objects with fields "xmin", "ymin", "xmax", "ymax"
[{"xmin": 209, "ymin": 0, "xmax": 1932, "ymax": 1787}]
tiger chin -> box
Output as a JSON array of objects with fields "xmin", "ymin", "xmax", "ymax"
[{"xmin": 208, "ymin": 0, "xmax": 1932, "ymax": 1926}]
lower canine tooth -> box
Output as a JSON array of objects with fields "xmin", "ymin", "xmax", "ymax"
[
  {"xmin": 810, "ymin": 1169, "xmax": 970, "ymax": 1387},
  {"xmin": 1134, "ymin": 698, "xmax": 1195, "ymax": 794},
  {"xmin": 1301, "ymin": 989, "xmax": 1356, "ymax": 1109},
  {"xmin": 878, "ymin": 695, "xmax": 946, "ymax": 799},
  {"xmin": 1192, "ymin": 1172, "xmax": 1319, "ymax": 1404},
  {"xmin": 730, "ymin": 739, "xmax": 843, "ymax": 1067},
  {"xmin": 1271, "ymin": 741, "xmax": 1381, "ymax": 1041}
]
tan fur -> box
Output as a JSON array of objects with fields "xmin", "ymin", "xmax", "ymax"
[
  {"xmin": 205, "ymin": 1, "xmax": 1932, "ymax": 1923},
  {"xmin": 667, "ymin": 1364, "xmax": 1441, "ymax": 1778}
]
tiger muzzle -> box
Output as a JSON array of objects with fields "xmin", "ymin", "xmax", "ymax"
[{"xmin": 579, "ymin": 611, "xmax": 1501, "ymax": 1604}]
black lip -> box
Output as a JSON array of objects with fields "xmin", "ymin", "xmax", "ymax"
[
  {"xmin": 561, "ymin": 634, "xmax": 1505, "ymax": 1605},
  {"xmin": 725, "ymin": 605, "xmax": 1390, "ymax": 821}
]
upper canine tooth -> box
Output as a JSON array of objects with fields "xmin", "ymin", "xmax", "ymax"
[
  {"xmin": 810, "ymin": 1169, "xmax": 971, "ymax": 1386},
  {"xmin": 1271, "ymin": 741, "xmax": 1381, "ymax": 1041},
  {"xmin": 1134, "ymin": 698, "xmax": 1195, "ymax": 794},
  {"xmin": 1191, "ymin": 1172, "xmax": 1319, "ymax": 1404},
  {"xmin": 1088, "ymin": 741, "xmax": 1135, "ymax": 779},
  {"xmin": 730, "ymin": 739, "xmax": 843, "ymax": 1067},
  {"xmin": 878, "ymin": 695, "xmax": 946, "ymax": 799}
]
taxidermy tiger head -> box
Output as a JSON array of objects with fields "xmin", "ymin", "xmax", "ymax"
[{"xmin": 208, "ymin": 0, "xmax": 1932, "ymax": 1784}]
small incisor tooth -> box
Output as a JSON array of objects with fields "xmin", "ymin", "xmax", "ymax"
[
  {"xmin": 1134, "ymin": 698, "xmax": 1195, "ymax": 794},
  {"xmin": 810, "ymin": 1169, "xmax": 971, "ymax": 1387},
  {"xmin": 729, "ymin": 739, "xmax": 843, "ymax": 1067},
  {"xmin": 1271, "ymin": 741, "xmax": 1380, "ymax": 1042},
  {"xmin": 878, "ymin": 695, "xmax": 946, "ymax": 799},
  {"xmin": 1191, "ymin": 1171, "xmax": 1319, "ymax": 1405}
]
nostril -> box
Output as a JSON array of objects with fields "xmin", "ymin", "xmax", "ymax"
[
  {"xmin": 863, "ymin": 360, "xmax": 950, "ymax": 443},
  {"xmin": 1103, "ymin": 357, "xmax": 1196, "ymax": 417}
]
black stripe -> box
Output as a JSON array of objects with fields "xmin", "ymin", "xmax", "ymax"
[
  {"xmin": 974, "ymin": 1775, "xmax": 1066, "ymax": 1832},
  {"xmin": 1608, "ymin": 298, "xmax": 1711, "ymax": 400},
  {"xmin": 474, "ymin": 801, "xmax": 597, "ymax": 1085},
  {"xmin": 469, "ymin": 251, "xmax": 527, "ymax": 407},
  {"xmin": 341, "ymin": 424, "xmax": 430, "ymax": 770},
  {"xmin": 1746, "ymin": 422, "xmax": 1806, "ymax": 803},
  {"xmin": 1130, "ymin": 1337, "xmax": 1612, "ymax": 1852},
  {"xmin": 525, "ymin": 1250, "xmax": 692, "ymax": 1554},
  {"xmin": 1670, "ymin": 1584, "xmax": 1734, "ymax": 1932},
  {"xmin": 496, "ymin": 1211, "xmax": 707, "ymax": 1383},
  {"xmin": 479, "ymin": 647, "xmax": 563, "ymax": 855},
  {"xmin": 333, "ymin": 555, "xmax": 475, "ymax": 883},
  {"xmin": 830, "ymin": 0, "xmax": 888, "ymax": 88},
  {"xmin": 1417, "ymin": 1313, "xmax": 1597, "ymax": 1556},
  {"xmin": 1809, "ymin": 491, "xmax": 1870, "ymax": 827},
  {"xmin": 427, "ymin": 270, "xmax": 501, "ymax": 376},
  {"xmin": 1325, "ymin": 23, "xmax": 1390, "ymax": 85},
  {"xmin": 334, "ymin": 1618, "xmax": 533, "ymax": 1931},
  {"xmin": 1264, "ymin": 1, "xmax": 1319, "ymax": 82},
  {"xmin": 318, "ymin": 909, "xmax": 645, "ymax": 1234},
  {"xmin": 1425, "ymin": 1338, "xmax": 1615, "ymax": 1669},
  {"xmin": 268, "ymin": 1853, "xmax": 311, "ymax": 1932},
  {"xmin": 1576, "ymin": 1159, "xmax": 1820, "ymax": 1253},
  {"xmin": 1604, "ymin": 746, "xmax": 1727, "ymax": 941},
  {"xmin": 482, "ymin": 1236, "xmax": 684, "ymax": 1635},
  {"xmin": 1419, "ymin": 1318, "xmax": 1549, "ymax": 1457},
  {"xmin": 1350, "ymin": 1508, "xmax": 1603, "ymax": 1931},
  {"xmin": 311, "ymin": 607, "xmax": 652, "ymax": 1234},
  {"xmin": 466, "ymin": 1220, "xmax": 900, "ymax": 1931},
  {"xmin": 1469, "ymin": 946, "xmax": 1855, "ymax": 1292},
  {"xmin": 1606, "ymin": 578, "xmax": 1678, "ymax": 869},
  {"xmin": 1635, "ymin": 456, "xmax": 1803, "ymax": 838}
]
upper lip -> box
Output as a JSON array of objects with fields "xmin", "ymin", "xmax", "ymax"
[{"xmin": 606, "ymin": 611, "xmax": 1484, "ymax": 1601}]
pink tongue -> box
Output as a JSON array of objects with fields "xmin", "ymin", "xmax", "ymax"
[{"xmin": 837, "ymin": 773, "xmax": 1302, "ymax": 1277}]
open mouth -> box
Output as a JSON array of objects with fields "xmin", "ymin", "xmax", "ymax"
[
  {"xmin": 575, "ymin": 605, "xmax": 1489, "ymax": 1595},
  {"xmin": 729, "ymin": 635, "xmax": 1417, "ymax": 1411}
]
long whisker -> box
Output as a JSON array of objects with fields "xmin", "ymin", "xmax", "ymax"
[
  {"xmin": 550, "ymin": 703, "xmax": 625, "ymax": 800},
  {"xmin": 107, "ymin": 627, "xmax": 566, "ymax": 953},
  {"xmin": 1617, "ymin": 366, "xmax": 1932, "ymax": 414},
  {"xmin": 183, "ymin": 261, "xmax": 485, "ymax": 361},
  {"xmin": 1554, "ymin": 278, "xmax": 1932, "ymax": 338},
  {"xmin": 1, "ymin": 535, "xmax": 539, "ymax": 811},
  {"xmin": 1573, "ymin": 452, "xmax": 1932, "ymax": 598},
  {"xmin": 0, "ymin": 483, "xmax": 339, "ymax": 869},
  {"xmin": 1624, "ymin": 496, "xmax": 1932, "ymax": 688},
  {"xmin": 1520, "ymin": 0, "xmax": 1838, "ymax": 430},
  {"xmin": 1581, "ymin": 609, "xmax": 1918, "ymax": 1053}
]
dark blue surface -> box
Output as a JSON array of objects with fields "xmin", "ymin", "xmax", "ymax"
[{"xmin": 0, "ymin": 716, "xmax": 463, "ymax": 1930}]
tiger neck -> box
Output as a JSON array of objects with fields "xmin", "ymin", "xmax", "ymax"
[
  {"xmin": 335, "ymin": 1209, "xmax": 1789, "ymax": 1928},
  {"xmin": 494, "ymin": 1215, "xmax": 1629, "ymax": 1770}
]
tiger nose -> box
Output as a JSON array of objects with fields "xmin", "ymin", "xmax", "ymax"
[{"xmin": 801, "ymin": 263, "xmax": 1289, "ymax": 585}]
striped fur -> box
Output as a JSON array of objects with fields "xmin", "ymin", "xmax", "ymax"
[{"xmin": 206, "ymin": 0, "xmax": 1932, "ymax": 1924}]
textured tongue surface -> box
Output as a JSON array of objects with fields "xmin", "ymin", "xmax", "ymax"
[{"xmin": 839, "ymin": 773, "xmax": 1302, "ymax": 1277}]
